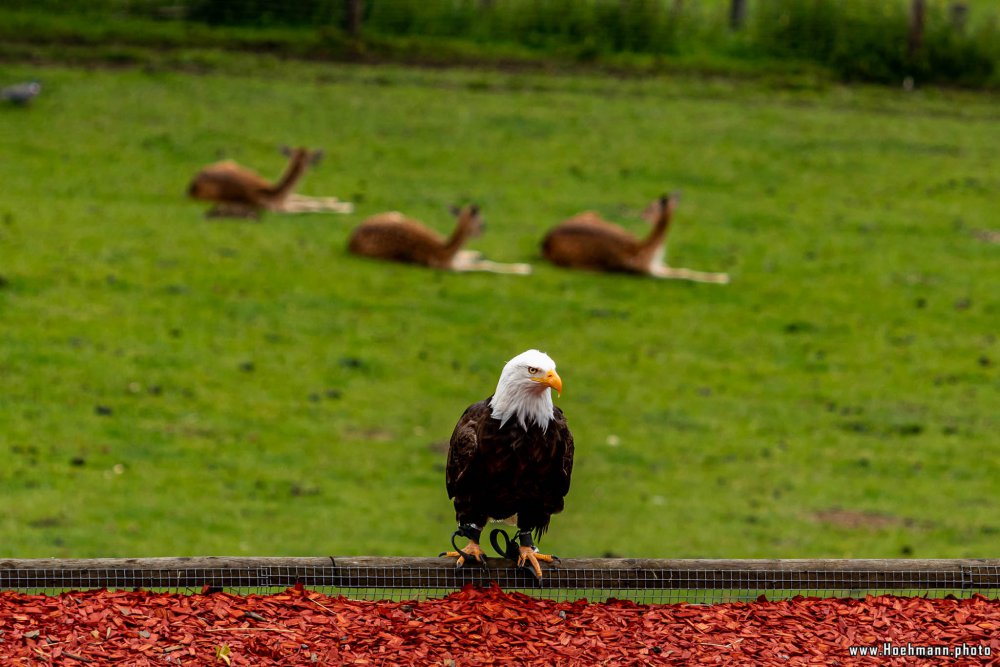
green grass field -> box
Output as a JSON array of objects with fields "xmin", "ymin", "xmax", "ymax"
[{"xmin": 1, "ymin": 57, "xmax": 997, "ymax": 561}]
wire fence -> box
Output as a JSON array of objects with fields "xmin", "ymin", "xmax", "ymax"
[{"xmin": 2, "ymin": 557, "xmax": 998, "ymax": 604}]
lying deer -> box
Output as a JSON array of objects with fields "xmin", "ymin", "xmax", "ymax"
[
  {"xmin": 187, "ymin": 147, "xmax": 352, "ymax": 218},
  {"xmin": 348, "ymin": 205, "xmax": 531, "ymax": 274},
  {"xmin": 541, "ymin": 193, "xmax": 729, "ymax": 283}
]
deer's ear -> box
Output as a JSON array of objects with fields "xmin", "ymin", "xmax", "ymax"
[
  {"xmin": 448, "ymin": 205, "xmax": 461, "ymax": 217},
  {"xmin": 310, "ymin": 150, "xmax": 325, "ymax": 165},
  {"xmin": 469, "ymin": 204, "xmax": 480, "ymax": 216},
  {"xmin": 280, "ymin": 145, "xmax": 293, "ymax": 157}
]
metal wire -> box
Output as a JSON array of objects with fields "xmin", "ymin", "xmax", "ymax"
[{"xmin": 2, "ymin": 560, "xmax": 998, "ymax": 604}]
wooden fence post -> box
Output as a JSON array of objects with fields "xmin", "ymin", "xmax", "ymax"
[
  {"xmin": 908, "ymin": 0, "xmax": 926, "ymax": 57},
  {"xmin": 949, "ymin": 2, "xmax": 968, "ymax": 32},
  {"xmin": 729, "ymin": 0, "xmax": 748, "ymax": 30},
  {"xmin": 344, "ymin": 0, "xmax": 364, "ymax": 38}
]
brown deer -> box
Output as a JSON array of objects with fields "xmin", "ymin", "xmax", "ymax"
[
  {"xmin": 348, "ymin": 205, "xmax": 531, "ymax": 274},
  {"xmin": 541, "ymin": 193, "xmax": 729, "ymax": 283},
  {"xmin": 187, "ymin": 147, "xmax": 351, "ymax": 218}
]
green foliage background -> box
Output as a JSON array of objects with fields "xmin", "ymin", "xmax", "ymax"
[
  {"xmin": 1, "ymin": 0, "xmax": 998, "ymax": 86},
  {"xmin": 0, "ymin": 57, "xmax": 997, "ymax": 560}
]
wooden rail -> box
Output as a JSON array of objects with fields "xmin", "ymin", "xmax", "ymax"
[{"xmin": 1, "ymin": 557, "xmax": 998, "ymax": 592}]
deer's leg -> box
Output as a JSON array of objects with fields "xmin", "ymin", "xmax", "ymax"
[
  {"xmin": 651, "ymin": 265, "xmax": 730, "ymax": 284},
  {"xmin": 279, "ymin": 194, "xmax": 354, "ymax": 214},
  {"xmin": 455, "ymin": 249, "xmax": 484, "ymax": 263},
  {"xmin": 453, "ymin": 258, "xmax": 533, "ymax": 275}
]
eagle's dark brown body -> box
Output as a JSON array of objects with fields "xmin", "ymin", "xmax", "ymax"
[{"xmin": 446, "ymin": 398, "xmax": 574, "ymax": 540}]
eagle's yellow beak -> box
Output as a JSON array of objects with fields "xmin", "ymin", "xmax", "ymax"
[{"xmin": 531, "ymin": 369, "xmax": 563, "ymax": 396}]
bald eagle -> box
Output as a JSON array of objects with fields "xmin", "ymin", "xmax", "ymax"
[{"xmin": 442, "ymin": 350, "xmax": 574, "ymax": 579}]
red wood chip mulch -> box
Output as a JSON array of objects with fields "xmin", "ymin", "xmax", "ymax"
[{"xmin": 0, "ymin": 584, "xmax": 997, "ymax": 665}]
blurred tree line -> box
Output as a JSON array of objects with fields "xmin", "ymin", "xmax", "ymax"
[
  {"xmin": 189, "ymin": 0, "xmax": 997, "ymax": 84},
  {"xmin": 7, "ymin": 0, "xmax": 998, "ymax": 85}
]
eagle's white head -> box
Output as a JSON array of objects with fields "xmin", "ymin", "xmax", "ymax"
[{"xmin": 489, "ymin": 349, "xmax": 563, "ymax": 432}]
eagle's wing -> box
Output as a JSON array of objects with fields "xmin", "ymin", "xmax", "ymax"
[
  {"xmin": 446, "ymin": 399, "xmax": 490, "ymax": 500},
  {"xmin": 550, "ymin": 406, "xmax": 575, "ymax": 498}
]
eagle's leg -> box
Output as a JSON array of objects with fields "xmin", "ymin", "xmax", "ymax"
[
  {"xmin": 439, "ymin": 524, "xmax": 487, "ymax": 568},
  {"xmin": 515, "ymin": 530, "xmax": 557, "ymax": 580}
]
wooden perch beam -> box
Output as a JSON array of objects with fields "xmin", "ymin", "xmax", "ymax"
[{"xmin": 1, "ymin": 557, "xmax": 998, "ymax": 592}]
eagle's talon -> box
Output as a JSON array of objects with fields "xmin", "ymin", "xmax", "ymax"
[
  {"xmin": 518, "ymin": 560, "xmax": 543, "ymax": 582},
  {"xmin": 517, "ymin": 546, "xmax": 551, "ymax": 580},
  {"xmin": 442, "ymin": 542, "xmax": 487, "ymax": 568},
  {"xmin": 459, "ymin": 549, "xmax": 488, "ymax": 566}
]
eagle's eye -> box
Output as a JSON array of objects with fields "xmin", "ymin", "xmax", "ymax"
[{"xmin": 527, "ymin": 366, "xmax": 539, "ymax": 374}]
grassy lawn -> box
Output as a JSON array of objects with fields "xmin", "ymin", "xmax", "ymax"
[{"xmin": 0, "ymin": 58, "xmax": 997, "ymax": 561}]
